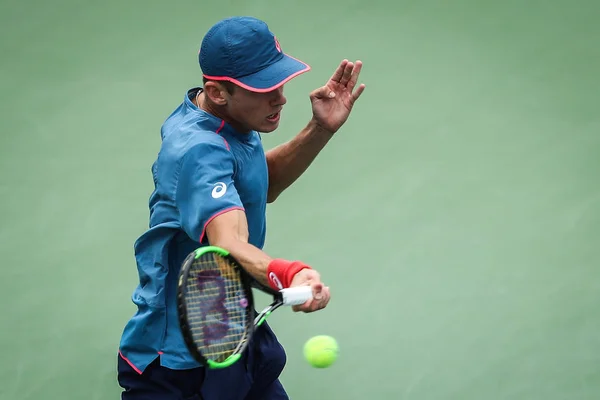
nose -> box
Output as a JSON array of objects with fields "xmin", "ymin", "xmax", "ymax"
[{"xmin": 271, "ymin": 86, "xmax": 286, "ymax": 106}]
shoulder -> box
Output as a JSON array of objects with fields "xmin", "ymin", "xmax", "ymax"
[
  {"xmin": 155, "ymin": 124, "xmax": 234, "ymax": 190},
  {"xmin": 160, "ymin": 122, "xmax": 232, "ymax": 162},
  {"xmin": 183, "ymin": 136, "xmax": 234, "ymax": 165},
  {"xmin": 160, "ymin": 97, "xmax": 229, "ymax": 156}
]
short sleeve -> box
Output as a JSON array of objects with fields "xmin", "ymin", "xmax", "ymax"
[{"xmin": 177, "ymin": 140, "xmax": 244, "ymax": 243}]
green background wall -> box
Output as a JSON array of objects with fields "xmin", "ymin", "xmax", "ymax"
[{"xmin": 1, "ymin": 0, "xmax": 599, "ymax": 398}]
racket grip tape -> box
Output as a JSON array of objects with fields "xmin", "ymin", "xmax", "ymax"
[{"xmin": 280, "ymin": 286, "xmax": 313, "ymax": 306}]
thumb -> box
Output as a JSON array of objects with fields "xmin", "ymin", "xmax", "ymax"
[
  {"xmin": 310, "ymin": 85, "xmax": 336, "ymax": 100},
  {"xmin": 311, "ymin": 282, "xmax": 324, "ymax": 300}
]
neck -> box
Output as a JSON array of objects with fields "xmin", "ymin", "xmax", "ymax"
[{"xmin": 195, "ymin": 90, "xmax": 250, "ymax": 134}]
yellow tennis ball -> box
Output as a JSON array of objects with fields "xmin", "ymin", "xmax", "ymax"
[{"xmin": 303, "ymin": 335, "xmax": 339, "ymax": 368}]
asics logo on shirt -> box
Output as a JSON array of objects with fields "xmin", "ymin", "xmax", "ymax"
[{"xmin": 211, "ymin": 182, "xmax": 227, "ymax": 198}]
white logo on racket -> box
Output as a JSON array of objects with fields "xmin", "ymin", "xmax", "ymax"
[
  {"xmin": 269, "ymin": 272, "xmax": 284, "ymax": 290},
  {"xmin": 211, "ymin": 182, "xmax": 227, "ymax": 198}
]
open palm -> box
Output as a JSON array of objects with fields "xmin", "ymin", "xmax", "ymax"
[{"xmin": 310, "ymin": 60, "xmax": 366, "ymax": 134}]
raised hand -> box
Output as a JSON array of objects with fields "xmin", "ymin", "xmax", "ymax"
[{"xmin": 309, "ymin": 59, "xmax": 366, "ymax": 134}]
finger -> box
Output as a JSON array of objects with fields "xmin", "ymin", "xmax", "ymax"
[
  {"xmin": 291, "ymin": 289, "xmax": 318, "ymax": 312},
  {"xmin": 318, "ymin": 286, "xmax": 330, "ymax": 308},
  {"xmin": 351, "ymin": 83, "xmax": 366, "ymax": 103},
  {"xmin": 292, "ymin": 303, "xmax": 305, "ymax": 312},
  {"xmin": 347, "ymin": 60, "xmax": 363, "ymax": 92},
  {"xmin": 292, "ymin": 287, "xmax": 328, "ymax": 313},
  {"xmin": 310, "ymin": 85, "xmax": 336, "ymax": 100},
  {"xmin": 339, "ymin": 61, "xmax": 354, "ymax": 87},
  {"xmin": 292, "ymin": 294, "xmax": 312, "ymax": 312},
  {"xmin": 329, "ymin": 59, "xmax": 349, "ymax": 83},
  {"xmin": 292, "ymin": 298, "xmax": 316, "ymax": 313},
  {"xmin": 308, "ymin": 286, "xmax": 330, "ymax": 312},
  {"xmin": 311, "ymin": 282, "xmax": 324, "ymax": 300},
  {"xmin": 321, "ymin": 286, "xmax": 330, "ymax": 303}
]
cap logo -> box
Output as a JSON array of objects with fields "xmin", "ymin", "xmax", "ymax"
[{"xmin": 274, "ymin": 36, "xmax": 282, "ymax": 53}]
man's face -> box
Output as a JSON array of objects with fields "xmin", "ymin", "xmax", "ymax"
[{"xmin": 226, "ymin": 85, "xmax": 287, "ymax": 133}]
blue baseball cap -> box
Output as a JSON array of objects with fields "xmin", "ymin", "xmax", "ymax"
[{"xmin": 199, "ymin": 16, "xmax": 311, "ymax": 93}]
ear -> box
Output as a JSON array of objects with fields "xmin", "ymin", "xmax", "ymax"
[{"xmin": 204, "ymin": 81, "xmax": 230, "ymax": 106}]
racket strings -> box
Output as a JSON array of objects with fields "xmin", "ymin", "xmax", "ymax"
[{"xmin": 184, "ymin": 253, "xmax": 249, "ymax": 362}]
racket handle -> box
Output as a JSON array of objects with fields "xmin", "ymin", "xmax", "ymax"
[{"xmin": 280, "ymin": 286, "xmax": 313, "ymax": 306}]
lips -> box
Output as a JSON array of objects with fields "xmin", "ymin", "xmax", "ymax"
[{"xmin": 266, "ymin": 111, "xmax": 280, "ymax": 122}]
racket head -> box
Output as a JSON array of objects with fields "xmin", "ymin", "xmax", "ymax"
[{"xmin": 177, "ymin": 246, "xmax": 255, "ymax": 369}]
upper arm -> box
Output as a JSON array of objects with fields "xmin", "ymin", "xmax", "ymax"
[
  {"xmin": 204, "ymin": 208, "xmax": 250, "ymax": 247},
  {"xmin": 176, "ymin": 140, "xmax": 244, "ymax": 243}
]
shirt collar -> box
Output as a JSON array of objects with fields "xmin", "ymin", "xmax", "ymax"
[{"xmin": 184, "ymin": 88, "xmax": 254, "ymax": 142}]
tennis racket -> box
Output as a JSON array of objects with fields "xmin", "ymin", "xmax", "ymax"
[{"xmin": 177, "ymin": 245, "xmax": 313, "ymax": 369}]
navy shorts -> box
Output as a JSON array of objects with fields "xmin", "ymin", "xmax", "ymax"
[{"xmin": 117, "ymin": 322, "xmax": 289, "ymax": 400}]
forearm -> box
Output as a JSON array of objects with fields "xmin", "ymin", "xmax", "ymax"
[
  {"xmin": 205, "ymin": 206, "xmax": 312, "ymax": 290},
  {"xmin": 210, "ymin": 235, "xmax": 273, "ymax": 287},
  {"xmin": 211, "ymin": 236, "xmax": 313, "ymax": 292},
  {"xmin": 265, "ymin": 118, "xmax": 334, "ymax": 202}
]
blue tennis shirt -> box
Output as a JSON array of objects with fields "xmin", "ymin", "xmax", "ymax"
[{"xmin": 118, "ymin": 88, "xmax": 268, "ymax": 373}]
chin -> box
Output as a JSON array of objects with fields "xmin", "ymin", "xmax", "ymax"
[{"xmin": 257, "ymin": 123, "xmax": 280, "ymax": 133}]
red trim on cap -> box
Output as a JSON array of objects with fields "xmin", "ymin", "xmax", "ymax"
[{"xmin": 203, "ymin": 56, "xmax": 311, "ymax": 93}]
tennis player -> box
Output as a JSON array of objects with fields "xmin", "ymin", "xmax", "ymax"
[{"xmin": 117, "ymin": 16, "xmax": 365, "ymax": 400}]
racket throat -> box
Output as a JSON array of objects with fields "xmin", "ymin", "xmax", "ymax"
[{"xmin": 254, "ymin": 310, "xmax": 273, "ymax": 326}]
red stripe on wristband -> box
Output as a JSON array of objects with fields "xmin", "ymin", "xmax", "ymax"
[{"xmin": 267, "ymin": 259, "xmax": 312, "ymax": 291}]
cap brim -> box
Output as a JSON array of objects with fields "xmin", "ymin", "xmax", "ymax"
[{"xmin": 203, "ymin": 54, "xmax": 310, "ymax": 93}]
